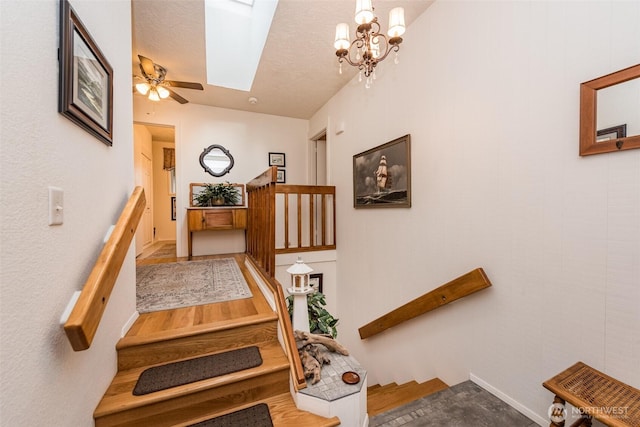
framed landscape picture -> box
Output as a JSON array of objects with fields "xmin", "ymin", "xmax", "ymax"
[
  {"xmin": 269, "ymin": 152, "xmax": 286, "ymax": 167},
  {"xmin": 353, "ymin": 134, "xmax": 411, "ymax": 208},
  {"xmin": 59, "ymin": 0, "xmax": 113, "ymax": 146}
]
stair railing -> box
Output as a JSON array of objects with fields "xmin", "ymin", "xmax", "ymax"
[
  {"xmin": 64, "ymin": 186, "xmax": 146, "ymax": 351},
  {"xmin": 359, "ymin": 268, "xmax": 492, "ymax": 339},
  {"xmin": 246, "ymin": 167, "xmax": 306, "ymax": 389},
  {"xmin": 246, "ymin": 167, "xmax": 278, "ymax": 277},
  {"xmin": 275, "ymin": 184, "xmax": 336, "ymax": 253}
]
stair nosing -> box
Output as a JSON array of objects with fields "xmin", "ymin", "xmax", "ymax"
[{"xmin": 117, "ymin": 312, "xmax": 278, "ymax": 350}]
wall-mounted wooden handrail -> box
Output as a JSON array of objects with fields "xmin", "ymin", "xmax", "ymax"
[
  {"xmin": 64, "ymin": 186, "xmax": 146, "ymax": 351},
  {"xmin": 359, "ymin": 268, "xmax": 492, "ymax": 340}
]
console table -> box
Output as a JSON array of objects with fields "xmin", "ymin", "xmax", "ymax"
[{"xmin": 186, "ymin": 207, "xmax": 247, "ymax": 260}]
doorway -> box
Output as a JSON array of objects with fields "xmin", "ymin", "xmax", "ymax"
[
  {"xmin": 310, "ymin": 130, "xmax": 328, "ymax": 246},
  {"xmin": 134, "ymin": 122, "xmax": 177, "ymax": 259},
  {"xmin": 311, "ymin": 130, "xmax": 327, "ymax": 185}
]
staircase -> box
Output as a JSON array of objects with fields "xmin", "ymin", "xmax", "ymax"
[
  {"xmin": 367, "ymin": 378, "xmax": 449, "ymax": 417},
  {"xmin": 94, "ymin": 257, "xmax": 339, "ymax": 426}
]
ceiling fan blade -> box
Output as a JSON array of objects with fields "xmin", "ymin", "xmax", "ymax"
[
  {"xmin": 165, "ymin": 80, "xmax": 204, "ymax": 90},
  {"xmin": 138, "ymin": 55, "xmax": 156, "ymax": 79},
  {"xmin": 166, "ymin": 87, "xmax": 189, "ymax": 104}
]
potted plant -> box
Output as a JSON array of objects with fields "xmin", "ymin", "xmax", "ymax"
[
  {"xmin": 286, "ymin": 292, "xmax": 339, "ymax": 338},
  {"xmin": 194, "ymin": 182, "xmax": 240, "ymax": 206}
]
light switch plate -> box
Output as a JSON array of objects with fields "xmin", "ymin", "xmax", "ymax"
[{"xmin": 49, "ymin": 186, "xmax": 64, "ymax": 225}]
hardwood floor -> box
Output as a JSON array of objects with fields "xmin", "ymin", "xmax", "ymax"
[
  {"xmin": 104, "ymin": 251, "xmax": 447, "ymax": 426},
  {"xmin": 129, "ymin": 253, "xmax": 273, "ymax": 339},
  {"xmin": 94, "ymin": 252, "xmax": 339, "ymax": 426}
]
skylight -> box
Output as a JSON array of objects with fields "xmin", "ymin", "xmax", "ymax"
[{"xmin": 204, "ymin": 0, "xmax": 278, "ymax": 92}]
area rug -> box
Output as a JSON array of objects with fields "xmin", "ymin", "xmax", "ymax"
[
  {"xmin": 133, "ymin": 346, "xmax": 262, "ymax": 396},
  {"xmin": 187, "ymin": 404, "xmax": 273, "ymax": 427},
  {"xmin": 136, "ymin": 258, "xmax": 252, "ymax": 313}
]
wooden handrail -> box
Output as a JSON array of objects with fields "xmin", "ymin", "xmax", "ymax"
[
  {"xmin": 246, "ymin": 168, "xmax": 307, "ymax": 390},
  {"xmin": 247, "ymin": 166, "xmax": 278, "ymax": 191},
  {"xmin": 245, "ymin": 168, "xmax": 338, "ymax": 389},
  {"xmin": 246, "ymin": 254, "xmax": 307, "ymax": 390},
  {"xmin": 64, "ymin": 186, "xmax": 146, "ymax": 351},
  {"xmin": 246, "ymin": 167, "xmax": 277, "ymax": 277},
  {"xmin": 359, "ymin": 268, "xmax": 492, "ymax": 339}
]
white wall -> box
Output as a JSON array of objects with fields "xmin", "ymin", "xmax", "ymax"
[
  {"xmin": 0, "ymin": 0, "xmax": 135, "ymax": 426},
  {"xmin": 133, "ymin": 99, "xmax": 309, "ymax": 257},
  {"xmin": 311, "ymin": 0, "xmax": 640, "ymax": 423}
]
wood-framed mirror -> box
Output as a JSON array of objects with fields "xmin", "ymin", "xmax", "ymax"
[{"xmin": 579, "ymin": 63, "xmax": 640, "ymax": 156}]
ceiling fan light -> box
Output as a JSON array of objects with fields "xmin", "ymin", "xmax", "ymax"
[
  {"xmin": 157, "ymin": 86, "xmax": 170, "ymax": 99},
  {"xmin": 148, "ymin": 89, "xmax": 161, "ymax": 102},
  {"xmin": 355, "ymin": 0, "xmax": 373, "ymax": 25},
  {"xmin": 387, "ymin": 7, "xmax": 406, "ymax": 37},
  {"xmin": 334, "ymin": 23, "xmax": 350, "ymax": 50},
  {"xmin": 135, "ymin": 82, "xmax": 150, "ymax": 95}
]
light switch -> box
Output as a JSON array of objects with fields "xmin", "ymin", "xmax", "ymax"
[{"xmin": 49, "ymin": 186, "xmax": 64, "ymax": 225}]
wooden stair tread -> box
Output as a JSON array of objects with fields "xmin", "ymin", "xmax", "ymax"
[
  {"xmin": 95, "ymin": 341, "xmax": 289, "ymax": 418},
  {"xmin": 117, "ymin": 311, "xmax": 278, "ymax": 349},
  {"xmin": 367, "ymin": 382, "xmax": 399, "ymax": 398},
  {"xmin": 97, "ymin": 254, "xmax": 343, "ymax": 427},
  {"xmin": 368, "ymin": 378, "xmax": 448, "ymax": 416},
  {"xmin": 116, "ymin": 316, "xmax": 279, "ymax": 371},
  {"xmin": 176, "ymin": 393, "xmax": 340, "ymax": 427}
]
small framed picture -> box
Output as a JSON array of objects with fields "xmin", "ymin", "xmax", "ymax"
[
  {"xmin": 269, "ymin": 152, "xmax": 286, "ymax": 167},
  {"xmin": 276, "ymin": 168, "xmax": 286, "ymax": 183},
  {"xmin": 58, "ymin": 0, "xmax": 113, "ymax": 146},
  {"xmin": 171, "ymin": 196, "xmax": 176, "ymax": 221},
  {"xmin": 596, "ymin": 124, "xmax": 626, "ymax": 142},
  {"xmin": 309, "ymin": 273, "xmax": 323, "ymax": 293}
]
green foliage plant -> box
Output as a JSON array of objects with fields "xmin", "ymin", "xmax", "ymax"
[
  {"xmin": 286, "ymin": 292, "xmax": 339, "ymax": 338},
  {"xmin": 195, "ymin": 182, "xmax": 240, "ymax": 206}
]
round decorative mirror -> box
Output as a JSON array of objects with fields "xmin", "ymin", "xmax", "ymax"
[{"xmin": 199, "ymin": 144, "xmax": 234, "ymax": 177}]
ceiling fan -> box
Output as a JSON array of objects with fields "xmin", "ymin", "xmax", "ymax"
[{"xmin": 134, "ymin": 55, "xmax": 203, "ymax": 104}]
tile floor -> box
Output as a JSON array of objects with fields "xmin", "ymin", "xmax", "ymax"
[{"xmin": 370, "ymin": 381, "xmax": 539, "ymax": 427}]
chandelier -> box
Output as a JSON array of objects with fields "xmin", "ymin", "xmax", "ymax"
[{"xmin": 334, "ymin": 0, "xmax": 405, "ymax": 88}]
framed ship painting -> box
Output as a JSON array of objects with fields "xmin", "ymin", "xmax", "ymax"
[{"xmin": 353, "ymin": 134, "xmax": 411, "ymax": 208}]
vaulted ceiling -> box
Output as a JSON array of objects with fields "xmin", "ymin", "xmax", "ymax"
[{"xmin": 131, "ymin": 0, "xmax": 433, "ymax": 120}]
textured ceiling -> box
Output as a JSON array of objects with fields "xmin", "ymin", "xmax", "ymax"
[{"xmin": 132, "ymin": 0, "xmax": 434, "ymax": 119}]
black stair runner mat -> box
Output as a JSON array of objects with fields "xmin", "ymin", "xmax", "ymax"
[
  {"xmin": 187, "ymin": 403, "xmax": 274, "ymax": 427},
  {"xmin": 133, "ymin": 346, "xmax": 262, "ymax": 396}
]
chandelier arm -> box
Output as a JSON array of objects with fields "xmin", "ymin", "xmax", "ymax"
[{"xmin": 374, "ymin": 42, "xmax": 400, "ymax": 64}]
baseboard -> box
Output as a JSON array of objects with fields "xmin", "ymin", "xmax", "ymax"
[
  {"xmin": 244, "ymin": 258, "xmax": 276, "ymax": 311},
  {"xmin": 470, "ymin": 373, "xmax": 547, "ymax": 426},
  {"xmin": 121, "ymin": 311, "xmax": 139, "ymax": 338}
]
